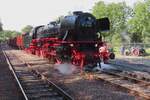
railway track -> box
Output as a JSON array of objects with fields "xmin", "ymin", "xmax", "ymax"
[
  {"xmin": 109, "ymin": 59, "xmax": 150, "ymax": 73},
  {"xmin": 4, "ymin": 44, "xmax": 149, "ymax": 99},
  {"xmin": 92, "ymin": 69, "xmax": 150, "ymax": 100},
  {"xmin": 3, "ymin": 49, "xmax": 73, "ymax": 100}
]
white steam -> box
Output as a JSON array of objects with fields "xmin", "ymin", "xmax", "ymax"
[
  {"xmin": 120, "ymin": 30, "xmax": 130, "ymax": 42},
  {"xmin": 54, "ymin": 63, "xmax": 77, "ymax": 75}
]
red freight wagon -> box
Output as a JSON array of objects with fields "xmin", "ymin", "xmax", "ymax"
[{"xmin": 16, "ymin": 35, "xmax": 23, "ymax": 49}]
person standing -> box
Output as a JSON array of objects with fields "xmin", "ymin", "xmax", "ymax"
[{"xmin": 120, "ymin": 45, "xmax": 125, "ymax": 55}]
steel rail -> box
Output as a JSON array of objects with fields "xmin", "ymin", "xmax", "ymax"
[
  {"xmin": 26, "ymin": 62, "xmax": 74, "ymax": 100},
  {"xmin": 12, "ymin": 53, "xmax": 74, "ymax": 100},
  {"xmin": 95, "ymin": 69, "xmax": 150, "ymax": 100},
  {"xmin": 3, "ymin": 50, "xmax": 28, "ymax": 100},
  {"xmin": 101, "ymin": 70, "xmax": 150, "ymax": 85}
]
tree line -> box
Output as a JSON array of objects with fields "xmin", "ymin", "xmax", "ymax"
[
  {"xmin": 0, "ymin": 24, "xmax": 32, "ymax": 42},
  {"xmin": 92, "ymin": 0, "xmax": 150, "ymax": 44}
]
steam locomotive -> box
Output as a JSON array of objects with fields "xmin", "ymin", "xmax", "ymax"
[{"xmin": 8, "ymin": 11, "xmax": 114, "ymax": 71}]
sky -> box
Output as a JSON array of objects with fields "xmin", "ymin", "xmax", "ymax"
[{"xmin": 0, "ymin": 0, "xmax": 144, "ymax": 31}]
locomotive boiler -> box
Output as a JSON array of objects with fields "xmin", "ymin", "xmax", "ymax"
[{"xmin": 9, "ymin": 11, "xmax": 111, "ymax": 71}]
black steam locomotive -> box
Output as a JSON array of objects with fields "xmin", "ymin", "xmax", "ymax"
[{"xmin": 9, "ymin": 11, "xmax": 111, "ymax": 71}]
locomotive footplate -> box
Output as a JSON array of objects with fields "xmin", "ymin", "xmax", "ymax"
[
  {"xmin": 83, "ymin": 54, "xmax": 101, "ymax": 72},
  {"xmin": 83, "ymin": 63, "xmax": 101, "ymax": 72}
]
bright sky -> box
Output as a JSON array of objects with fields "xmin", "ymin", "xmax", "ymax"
[{"xmin": 0, "ymin": 0, "xmax": 143, "ymax": 31}]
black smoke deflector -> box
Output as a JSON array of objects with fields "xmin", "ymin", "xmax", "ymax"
[{"xmin": 96, "ymin": 17, "xmax": 110, "ymax": 32}]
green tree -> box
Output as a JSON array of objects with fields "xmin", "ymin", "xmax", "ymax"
[
  {"xmin": 21, "ymin": 25, "xmax": 33, "ymax": 33},
  {"xmin": 128, "ymin": 0, "xmax": 150, "ymax": 43},
  {"xmin": 92, "ymin": 1, "xmax": 132, "ymax": 43},
  {"xmin": 128, "ymin": 2, "xmax": 146, "ymax": 42},
  {"xmin": 0, "ymin": 30, "xmax": 20, "ymax": 41}
]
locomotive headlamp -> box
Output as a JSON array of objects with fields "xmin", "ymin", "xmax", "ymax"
[
  {"xmin": 70, "ymin": 44, "xmax": 74, "ymax": 47},
  {"xmin": 95, "ymin": 44, "xmax": 98, "ymax": 47}
]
